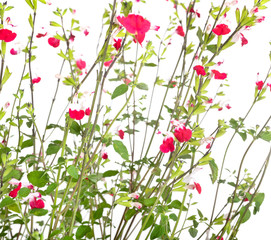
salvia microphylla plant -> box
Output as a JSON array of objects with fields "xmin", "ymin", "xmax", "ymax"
[{"xmin": 0, "ymin": 0, "xmax": 271, "ymax": 239}]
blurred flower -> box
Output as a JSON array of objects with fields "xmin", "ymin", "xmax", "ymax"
[
  {"xmin": 48, "ymin": 37, "xmax": 60, "ymax": 48},
  {"xmin": 117, "ymin": 14, "xmax": 151, "ymax": 44},
  {"xmin": 131, "ymin": 202, "xmax": 142, "ymax": 209},
  {"xmin": 176, "ymin": 25, "xmax": 185, "ymax": 37},
  {"xmin": 85, "ymin": 107, "xmax": 91, "ymax": 116},
  {"xmin": 76, "ymin": 59, "xmax": 86, "ymax": 70},
  {"xmin": 69, "ymin": 108, "xmax": 85, "ymax": 120},
  {"xmin": 9, "ymin": 182, "xmax": 22, "ymax": 198},
  {"xmin": 32, "ymin": 77, "xmax": 41, "ymax": 84},
  {"xmin": 211, "ymin": 69, "xmax": 227, "ymax": 80},
  {"xmin": 193, "ymin": 65, "xmax": 206, "ymax": 76},
  {"xmin": 113, "ymin": 38, "xmax": 122, "ymax": 51},
  {"xmin": 174, "ymin": 125, "xmax": 192, "ymax": 143},
  {"xmin": 160, "ymin": 133, "xmax": 175, "ymax": 153},
  {"xmin": 101, "ymin": 144, "xmax": 108, "ymax": 160},
  {"xmin": 128, "ymin": 192, "xmax": 139, "ymax": 199},
  {"xmin": 256, "ymin": 80, "xmax": 264, "ymax": 90},
  {"xmin": 0, "ymin": 29, "xmax": 17, "ymax": 42},
  {"xmin": 212, "ymin": 24, "xmax": 231, "ymax": 36},
  {"xmin": 36, "ymin": 32, "xmax": 47, "ymax": 38}
]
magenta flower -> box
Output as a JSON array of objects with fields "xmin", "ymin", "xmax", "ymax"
[
  {"xmin": 174, "ymin": 125, "xmax": 192, "ymax": 143},
  {"xmin": 10, "ymin": 48, "xmax": 18, "ymax": 55},
  {"xmin": 131, "ymin": 202, "xmax": 142, "ymax": 209},
  {"xmin": 256, "ymin": 80, "xmax": 264, "ymax": 90},
  {"xmin": 113, "ymin": 38, "xmax": 122, "ymax": 51},
  {"xmin": 76, "ymin": 59, "xmax": 86, "ymax": 70},
  {"xmin": 9, "ymin": 182, "xmax": 22, "ymax": 198},
  {"xmin": 160, "ymin": 134, "xmax": 175, "ymax": 153},
  {"xmin": 176, "ymin": 26, "xmax": 185, "ymax": 37},
  {"xmin": 32, "ymin": 77, "xmax": 41, "ymax": 84},
  {"xmin": 0, "ymin": 29, "xmax": 17, "ymax": 42},
  {"xmin": 240, "ymin": 33, "xmax": 248, "ymax": 46},
  {"xmin": 48, "ymin": 37, "xmax": 60, "ymax": 48},
  {"xmin": 118, "ymin": 129, "xmax": 124, "ymax": 140},
  {"xmin": 69, "ymin": 108, "xmax": 85, "ymax": 120},
  {"xmin": 211, "ymin": 70, "xmax": 227, "ymax": 80},
  {"xmin": 101, "ymin": 144, "xmax": 108, "ymax": 160},
  {"xmin": 193, "ymin": 65, "xmax": 206, "ymax": 76},
  {"xmin": 36, "ymin": 32, "xmax": 47, "ymax": 38},
  {"xmin": 25, "ymin": 192, "xmax": 45, "ymax": 209},
  {"xmin": 212, "ymin": 24, "xmax": 231, "ymax": 36},
  {"xmin": 85, "ymin": 107, "xmax": 91, "ymax": 116},
  {"xmin": 128, "ymin": 192, "xmax": 139, "ymax": 199},
  {"xmin": 117, "ymin": 14, "xmax": 151, "ymax": 44}
]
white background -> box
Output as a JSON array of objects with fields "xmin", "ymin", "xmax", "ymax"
[{"xmin": 2, "ymin": 0, "xmax": 271, "ymax": 239}]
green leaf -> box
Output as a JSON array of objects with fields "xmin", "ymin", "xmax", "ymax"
[
  {"xmin": 189, "ymin": 227, "xmax": 198, "ymax": 238},
  {"xmin": 209, "ymin": 159, "xmax": 218, "ymax": 184},
  {"xmin": 2, "ymin": 67, "xmax": 12, "ymax": 85},
  {"xmin": 150, "ymin": 225, "xmax": 163, "ymax": 240},
  {"xmin": 0, "ymin": 197, "xmax": 15, "ymax": 208},
  {"xmin": 168, "ymin": 200, "xmax": 187, "ymax": 211},
  {"xmin": 196, "ymin": 27, "xmax": 203, "ymax": 44},
  {"xmin": 93, "ymin": 208, "xmax": 103, "ymax": 220},
  {"xmin": 50, "ymin": 21, "xmax": 62, "ymax": 27},
  {"xmin": 46, "ymin": 141, "xmax": 61, "ymax": 155},
  {"xmin": 76, "ymin": 225, "xmax": 92, "ymax": 239},
  {"xmin": 25, "ymin": 0, "xmax": 34, "ymax": 9},
  {"xmin": 27, "ymin": 171, "xmax": 49, "ymax": 188},
  {"xmin": 38, "ymin": 0, "xmax": 47, "ymax": 3},
  {"xmin": 259, "ymin": 131, "xmax": 271, "ymax": 142},
  {"xmin": 142, "ymin": 197, "xmax": 157, "ymax": 207},
  {"xmin": 113, "ymin": 140, "xmax": 129, "ymax": 160},
  {"xmin": 58, "ymin": 50, "xmax": 68, "ymax": 60},
  {"xmin": 199, "ymin": 153, "xmax": 213, "ymax": 165},
  {"xmin": 1, "ymin": 40, "xmax": 6, "ymax": 55},
  {"xmin": 136, "ymin": 82, "xmax": 148, "ymax": 90},
  {"xmin": 30, "ymin": 208, "xmax": 48, "ymax": 216},
  {"xmin": 124, "ymin": 208, "xmax": 136, "ymax": 221},
  {"xmin": 207, "ymin": 44, "xmax": 217, "ymax": 54},
  {"xmin": 239, "ymin": 206, "xmax": 251, "ymax": 223},
  {"xmin": 111, "ymin": 84, "xmax": 128, "ymax": 99},
  {"xmin": 18, "ymin": 187, "xmax": 31, "ymax": 197},
  {"xmin": 45, "ymin": 183, "xmax": 58, "ymax": 195},
  {"xmin": 142, "ymin": 213, "xmax": 154, "ymax": 230},
  {"xmin": 67, "ymin": 165, "xmax": 79, "ymax": 180},
  {"xmin": 103, "ymin": 170, "xmax": 119, "ymax": 178},
  {"xmin": 253, "ymin": 193, "xmax": 265, "ymax": 214},
  {"xmin": 33, "ymin": 0, "xmax": 37, "ymax": 9},
  {"xmin": 21, "ymin": 139, "xmax": 33, "ymax": 149},
  {"xmin": 28, "ymin": 14, "xmax": 33, "ymax": 29}
]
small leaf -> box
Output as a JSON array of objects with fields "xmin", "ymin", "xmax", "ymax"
[
  {"xmin": 18, "ymin": 187, "xmax": 31, "ymax": 197},
  {"xmin": 239, "ymin": 206, "xmax": 251, "ymax": 223},
  {"xmin": 103, "ymin": 170, "xmax": 119, "ymax": 178},
  {"xmin": 2, "ymin": 67, "xmax": 12, "ymax": 85},
  {"xmin": 142, "ymin": 197, "xmax": 157, "ymax": 207},
  {"xmin": 76, "ymin": 225, "xmax": 92, "ymax": 239},
  {"xmin": 30, "ymin": 208, "xmax": 48, "ymax": 216},
  {"xmin": 142, "ymin": 213, "xmax": 154, "ymax": 230},
  {"xmin": 125, "ymin": 208, "xmax": 136, "ymax": 221},
  {"xmin": 136, "ymin": 82, "xmax": 148, "ymax": 90},
  {"xmin": 21, "ymin": 139, "xmax": 33, "ymax": 149},
  {"xmin": 111, "ymin": 84, "xmax": 128, "ymax": 99},
  {"xmin": 0, "ymin": 197, "xmax": 15, "ymax": 208},
  {"xmin": 209, "ymin": 159, "xmax": 218, "ymax": 184},
  {"xmin": 67, "ymin": 165, "xmax": 79, "ymax": 180},
  {"xmin": 50, "ymin": 21, "xmax": 62, "ymax": 27},
  {"xmin": 27, "ymin": 171, "xmax": 49, "ymax": 188},
  {"xmin": 189, "ymin": 227, "xmax": 198, "ymax": 238},
  {"xmin": 259, "ymin": 131, "xmax": 271, "ymax": 142},
  {"xmin": 113, "ymin": 140, "xmax": 129, "ymax": 160},
  {"xmin": 150, "ymin": 225, "xmax": 163, "ymax": 240},
  {"xmin": 45, "ymin": 183, "xmax": 58, "ymax": 195}
]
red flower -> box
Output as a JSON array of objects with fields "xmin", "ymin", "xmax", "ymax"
[
  {"xmin": 104, "ymin": 58, "xmax": 114, "ymax": 67},
  {"xmin": 69, "ymin": 32, "xmax": 75, "ymax": 42},
  {"xmin": 117, "ymin": 14, "xmax": 151, "ymax": 44},
  {"xmin": 48, "ymin": 37, "xmax": 60, "ymax": 48},
  {"xmin": 212, "ymin": 24, "xmax": 231, "ymax": 36},
  {"xmin": 174, "ymin": 125, "xmax": 192, "ymax": 143},
  {"xmin": 9, "ymin": 182, "xmax": 22, "ymax": 198},
  {"xmin": 113, "ymin": 38, "xmax": 122, "ymax": 51},
  {"xmin": 118, "ymin": 130, "xmax": 124, "ymax": 140},
  {"xmin": 240, "ymin": 33, "xmax": 248, "ymax": 46},
  {"xmin": 76, "ymin": 59, "xmax": 86, "ymax": 70},
  {"xmin": 256, "ymin": 16, "xmax": 265, "ymax": 23},
  {"xmin": 194, "ymin": 182, "xmax": 202, "ymax": 194},
  {"xmin": 189, "ymin": 8, "xmax": 200, "ymax": 18},
  {"xmin": 267, "ymin": 83, "xmax": 271, "ymax": 91},
  {"xmin": 36, "ymin": 32, "xmax": 47, "ymax": 38},
  {"xmin": 211, "ymin": 70, "xmax": 227, "ymax": 80},
  {"xmin": 29, "ymin": 197, "xmax": 45, "ymax": 209},
  {"xmin": 176, "ymin": 26, "xmax": 185, "ymax": 37},
  {"xmin": 32, "ymin": 77, "xmax": 41, "ymax": 84},
  {"xmin": 0, "ymin": 29, "xmax": 17, "ymax": 42},
  {"xmin": 206, "ymin": 143, "xmax": 211, "ymax": 149},
  {"xmin": 160, "ymin": 135, "xmax": 175, "ymax": 153},
  {"xmin": 216, "ymin": 236, "xmax": 224, "ymax": 240},
  {"xmin": 256, "ymin": 80, "xmax": 264, "ymax": 90},
  {"xmin": 218, "ymin": 107, "xmax": 223, "ymax": 111},
  {"xmin": 225, "ymin": 104, "xmax": 231, "ymax": 109},
  {"xmin": 85, "ymin": 107, "xmax": 91, "ymax": 116},
  {"xmin": 193, "ymin": 65, "xmax": 206, "ymax": 76},
  {"xmin": 69, "ymin": 108, "xmax": 85, "ymax": 120},
  {"xmin": 10, "ymin": 48, "xmax": 18, "ymax": 55},
  {"xmin": 84, "ymin": 29, "xmax": 89, "ymax": 36}
]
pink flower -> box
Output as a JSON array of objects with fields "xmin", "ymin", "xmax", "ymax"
[
  {"xmin": 48, "ymin": 37, "xmax": 60, "ymax": 48},
  {"xmin": 174, "ymin": 125, "xmax": 192, "ymax": 143},
  {"xmin": 206, "ymin": 143, "xmax": 211, "ymax": 149},
  {"xmin": 36, "ymin": 32, "xmax": 47, "ymax": 38},
  {"xmin": 189, "ymin": 8, "xmax": 200, "ymax": 18},
  {"xmin": 117, "ymin": 14, "xmax": 151, "ymax": 44},
  {"xmin": 212, "ymin": 24, "xmax": 231, "ymax": 36},
  {"xmin": 69, "ymin": 32, "xmax": 75, "ymax": 42},
  {"xmin": 85, "ymin": 107, "xmax": 91, "ymax": 116},
  {"xmin": 218, "ymin": 107, "xmax": 223, "ymax": 111},
  {"xmin": 225, "ymin": 104, "xmax": 231, "ymax": 109},
  {"xmin": 240, "ymin": 33, "xmax": 248, "ymax": 46},
  {"xmin": 176, "ymin": 26, "xmax": 185, "ymax": 37},
  {"xmin": 30, "ymin": 197, "xmax": 45, "ymax": 209},
  {"xmin": 206, "ymin": 98, "xmax": 213, "ymax": 104},
  {"xmin": 131, "ymin": 202, "xmax": 142, "ymax": 209},
  {"xmin": 267, "ymin": 83, "xmax": 271, "ymax": 91},
  {"xmin": 84, "ymin": 29, "xmax": 89, "ymax": 36},
  {"xmin": 9, "ymin": 182, "xmax": 22, "ymax": 198},
  {"xmin": 193, "ymin": 65, "xmax": 206, "ymax": 76},
  {"xmin": 104, "ymin": 58, "xmax": 114, "ymax": 67},
  {"xmin": 123, "ymin": 78, "xmax": 132, "ymax": 85},
  {"xmin": 32, "ymin": 77, "xmax": 41, "ymax": 84},
  {"xmin": 160, "ymin": 134, "xmax": 175, "ymax": 153},
  {"xmin": 10, "ymin": 48, "xmax": 18, "ymax": 55},
  {"xmin": 150, "ymin": 25, "xmax": 160, "ymax": 31},
  {"xmin": 76, "ymin": 59, "xmax": 86, "ymax": 70},
  {"xmin": 211, "ymin": 70, "xmax": 227, "ymax": 80},
  {"xmin": 250, "ymin": 7, "xmax": 259, "ymax": 14},
  {"xmin": 69, "ymin": 108, "xmax": 85, "ymax": 120},
  {"xmin": 185, "ymin": 182, "xmax": 202, "ymax": 194},
  {"xmin": 0, "ymin": 29, "xmax": 17, "ymax": 42},
  {"xmin": 118, "ymin": 129, "xmax": 124, "ymax": 140},
  {"xmin": 128, "ymin": 192, "xmax": 139, "ymax": 199},
  {"xmin": 256, "ymin": 80, "xmax": 264, "ymax": 90},
  {"xmin": 216, "ymin": 237, "xmax": 224, "ymax": 240},
  {"xmin": 256, "ymin": 16, "xmax": 265, "ymax": 23},
  {"xmin": 101, "ymin": 144, "xmax": 108, "ymax": 160},
  {"xmin": 9, "ymin": 179, "xmax": 33, "ymax": 189},
  {"xmin": 113, "ymin": 38, "xmax": 122, "ymax": 51}
]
